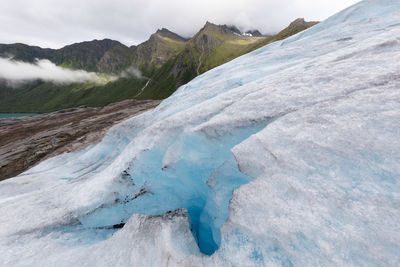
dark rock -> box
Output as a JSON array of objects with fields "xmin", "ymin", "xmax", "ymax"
[
  {"xmin": 245, "ymin": 30, "xmax": 263, "ymax": 37},
  {"xmin": 226, "ymin": 25, "xmax": 242, "ymax": 35},
  {"xmin": 112, "ymin": 223, "xmax": 125, "ymax": 229}
]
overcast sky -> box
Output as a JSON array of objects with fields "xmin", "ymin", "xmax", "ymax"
[{"xmin": 0, "ymin": 0, "xmax": 360, "ymax": 48}]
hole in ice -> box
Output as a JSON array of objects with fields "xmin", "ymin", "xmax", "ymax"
[{"xmin": 78, "ymin": 123, "xmax": 268, "ymax": 255}]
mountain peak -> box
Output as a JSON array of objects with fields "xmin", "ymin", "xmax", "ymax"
[
  {"xmin": 201, "ymin": 22, "xmax": 264, "ymax": 37},
  {"xmin": 201, "ymin": 21, "xmax": 242, "ymax": 36},
  {"xmin": 288, "ymin": 18, "xmax": 308, "ymax": 28},
  {"xmin": 271, "ymin": 18, "xmax": 318, "ymax": 42},
  {"xmin": 202, "ymin": 21, "xmax": 218, "ymax": 30},
  {"xmin": 288, "ymin": 18, "xmax": 318, "ymax": 34},
  {"xmin": 155, "ymin": 28, "xmax": 187, "ymax": 42},
  {"xmin": 62, "ymin": 38, "xmax": 124, "ymax": 52}
]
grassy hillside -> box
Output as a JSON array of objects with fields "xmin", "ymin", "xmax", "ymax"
[
  {"xmin": 148, "ymin": 19, "xmax": 319, "ymax": 100},
  {"xmin": 245, "ymin": 18, "xmax": 319, "ymax": 52},
  {"xmin": 0, "ymin": 78, "xmax": 147, "ymax": 113},
  {"xmin": 0, "ymin": 19, "xmax": 318, "ymax": 113}
]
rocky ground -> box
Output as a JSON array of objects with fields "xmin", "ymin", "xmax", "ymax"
[{"xmin": 0, "ymin": 100, "xmax": 160, "ymax": 181}]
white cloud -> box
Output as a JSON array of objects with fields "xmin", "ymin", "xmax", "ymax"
[
  {"xmin": 0, "ymin": 0, "xmax": 360, "ymax": 48},
  {"xmin": 120, "ymin": 67, "xmax": 144, "ymax": 79},
  {"xmin": 0, "ymin": 57, "xmax": 116, "ymax": 85}
]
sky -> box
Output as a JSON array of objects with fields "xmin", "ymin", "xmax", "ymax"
[{"xmin": 0, "ymin": 0, "xmax": 360, "ymax": 48}]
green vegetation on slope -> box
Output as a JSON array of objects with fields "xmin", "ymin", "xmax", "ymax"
[
  {"xmin": 0, "ymin": 19, "xmax": 318, "ymax": 113},
  {"xmin": 245, "ymin": 18, "xmax": 319, "ymax": 52},
  {"xmin": 0, "ymin": 78, "xmax": 147, "ymax": 113}
]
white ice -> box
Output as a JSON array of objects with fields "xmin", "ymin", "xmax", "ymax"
[{"xmin": 1, "ymin": 0, "xmax": 400, "ymax": 266}]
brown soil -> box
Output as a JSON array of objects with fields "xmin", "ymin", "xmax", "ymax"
[{"xmin": 0, "ymin": 100, "xmax": 160, "ymax": 181}]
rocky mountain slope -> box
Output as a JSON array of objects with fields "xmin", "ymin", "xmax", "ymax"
[
  {"xmin": 0, "ymin": 19, "xmax": 317, "ymax": 113},
  {"xmin": 0, "ymin": 39, "xmax": 132, "ymax": 73},
  {"xmin": 131, "ymin": 28, "xmax": 187, "ymax": 73},
  {"xmin": 169, "ymin": 22, "xmax": 269, "ymax": 85}
]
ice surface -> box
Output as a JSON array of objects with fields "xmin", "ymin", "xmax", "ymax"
[{"xmin": 1, "ymin": 0, "xmax": 400, "ymax": 266}]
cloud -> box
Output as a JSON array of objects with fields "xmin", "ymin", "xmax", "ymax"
[
  {"xmin": 0, "ymin": 57, "xmax": 117, "ymax": 85},
  {"xmin": 120, "ymin": 67, "xmax": 144, "ymax": 79},
  {"xmin": 0, "ymin": 0, "xmax": 360, "ymax": 48}
]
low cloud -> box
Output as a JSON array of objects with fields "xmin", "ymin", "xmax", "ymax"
[
  {"xmin": 0, "ymin": 57, "xmax": 117, "ymax": 86},
  {"xmin": 120, "ymin": 66, "xmax": 144, "ymax": 79}
]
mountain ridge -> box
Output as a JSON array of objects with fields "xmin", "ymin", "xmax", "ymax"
[{"xmin": 0, "ymin": 18, "xmax": 318, "ymax": 113}]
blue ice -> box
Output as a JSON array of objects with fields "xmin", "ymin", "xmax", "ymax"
[{"xmin": 77, "ymin": 124, "xmax": 266, "ymax": 254}]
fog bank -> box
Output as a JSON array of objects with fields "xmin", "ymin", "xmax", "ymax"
[{"xmin": 0, "ymin": 58, "xmax": 117, "ymax": 85}]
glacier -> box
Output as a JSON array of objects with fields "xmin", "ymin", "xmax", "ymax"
[{"xmin": 1, "ymin": 0, "xmax": 400, "ymax": 266}]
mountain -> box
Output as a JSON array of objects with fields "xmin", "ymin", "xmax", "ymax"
[
  {"xmin": 144, "ymin": 19, "xmax": 317, "ymax": 97},
  {"xmin": 1, "ymin": 0, "xmax": 399, "ymax": 265},
  {"xmin": 244, "ymin": 18, "xmax": 319, "ymax": 52},
  {"xmin": 174, "ymin": 21, "xmax": 268, "ymax": 76},
  {"xmin": 0, "ymin": 19, "xmax": 317, "ymax": 113},
  {"xmin": 95, "ymin": 42, "xmax": 136, "ymax": 73},
  {"xmin": 0, "ymin": 39, "xmax": 136, "ymax": 73},
  {"xmin": 0, "ymin": 43, "xmax": 53, "ymax": 62},
  {"xmin": 51, "ymin": 39, "xmax": 133, "ymax": 73},
  {"xmin": 0, "ymin": 39, "xmax": 133, "ymax": 73},
  {"xmin": 155, "ymin": 28, "xmax": 188, "ymax": 42},
  {"xmin": 119, "ymin": 22, "xmax": 272, "ymax": 100},
  {"xmin": 271, "ymin": 18, "xmax": 319, "ymax": 41},
  {"xmin": 131, "ymin": 28, "xmax": 187, "ymax": 74}
]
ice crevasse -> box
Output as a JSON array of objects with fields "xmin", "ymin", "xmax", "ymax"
[{"xmin": 1, "ymin": 0, "xmax": 400, "ymax": 266}]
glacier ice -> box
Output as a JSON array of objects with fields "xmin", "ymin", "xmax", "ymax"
[{"xmin": 1, "ymin": 0, "xmax": 400, "ymax": 266}]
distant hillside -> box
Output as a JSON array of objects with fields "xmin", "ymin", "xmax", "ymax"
[
  {"xmin": 0, "ymin": 43, "xmax": 54, "ymax": 62},
  {"xmin": 0, "ymin": 39, "xmax": 133, "ymax": 73},
  {"xmin": 0, "ymin": 18, "xmax": 318, "ymax": 113},
  {"xmin": 245, "ymin": 18, "xmax": 319, "ymax": 51},
  {"xmin": 170, "ymin": 21, "xmax": 269, "ymax": 86}
]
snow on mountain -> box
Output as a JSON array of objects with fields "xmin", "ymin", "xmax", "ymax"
[{"xmin": 1, "ymin": 0, "xmax": 400, "ymax": 266}]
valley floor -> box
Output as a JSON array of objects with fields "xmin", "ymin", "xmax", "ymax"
[{"xmin": 0, "ymin": 99, "xmax": 160, "ymax": 181}]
